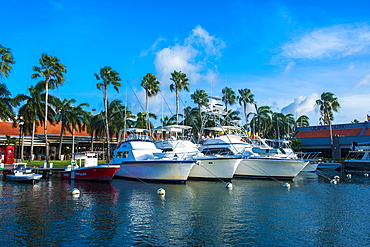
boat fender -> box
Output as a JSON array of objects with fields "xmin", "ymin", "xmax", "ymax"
[
  {"xmin": 334, "ymin": 175, "xmax": 340, "ymax": 181},
  {"xmin": 346, "ymin": 174, "xmax": 352, "ymax": 179},
  {"xmin": 282, "ymin": 182, "xmax": 290, "ymax": 189},
  {"xmin": 157, "ymin": 188, "xmax": 165, "ymax": 195},
  {"xmin": 225, "ymin": 182, "xmax": 233, "ymax": 189},
  {"xmin": 70, "ymin": 188, "xmax": 80, "ymax": 195}
]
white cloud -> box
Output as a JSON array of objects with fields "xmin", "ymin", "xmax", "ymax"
[
  {"xmin": 281, "ymin": 24, "xmax": 370, "ymax": 59},
  {"xmin": 335, "ymin": 94, "xmax": 370, "ymax": 123},
  {"xmin": 153, "ymin": 25, "xmax": 226, "ymax": 86},
  {"xmin": 281, "ymin": 93, "xmax": 319, "ymax": 117},
  {"xmin": 140, "ymin": 38, "xmax": 166, "ymax": 57},
  {"xmin": 284, "ymin": 61, "xmax": 295, "ymax": 72},
  {"xmin": 355, "ymin": 74, "xmax": 370, "ymax": 87}
]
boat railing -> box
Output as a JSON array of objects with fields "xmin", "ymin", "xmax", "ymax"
[{"xmin": 127, "ymin": 134, "xmax": 152, "ymax": 141}]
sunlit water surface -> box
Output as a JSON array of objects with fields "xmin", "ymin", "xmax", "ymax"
[{"xmin": 1, "ymin": 171, "xmax": 370, "ymax": 246}]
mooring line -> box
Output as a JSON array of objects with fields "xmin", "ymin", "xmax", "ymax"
[{"xmin": 240, "ymin": 159, "xmax": 283, "ymax": 184}]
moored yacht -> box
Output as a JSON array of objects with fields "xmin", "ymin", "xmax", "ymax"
[
  {"xmin": 199, "ymin": 126, "xmax": 308, "ymax": 180},
  {"xmin": 343, "ymin": 142, "xmax": 370, "ymax": 172},
  {"xmin": 153, "ymin": 125, "xmax": 242, "ymax": 181},
  {"xmin": 111, "ymin": 128, "xmax": 194, "ymax": 183}
]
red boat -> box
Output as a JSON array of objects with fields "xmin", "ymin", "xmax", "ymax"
[{"xmin": 60, "ymin": 151, "xmax": 119, "ymax": 182}]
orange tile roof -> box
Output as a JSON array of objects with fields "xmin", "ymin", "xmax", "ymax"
[
  {"xmin": 0, "ymin": 121, "xmax": 90, "ymax": 137},
  {"xmin": 363, "ymin": 128, "xmax": 370, "ymax": 136},
  {"xmin": 293, "ymin": 128, "xmax": 362, "ymax": 138}
]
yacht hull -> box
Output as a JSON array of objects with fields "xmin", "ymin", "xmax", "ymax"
[
  {"xmin": 342, "ymin": 161, "xmax": 370, "ymax": 172},
  {"xmin": 189, "ymin": 157, "xmax": 242, "ymax": 180},
  {"xmin": 60, "ymin": 165, "xmax": 120, "ymax": 182},
  {"xmin": 234, "ymin": 158, "xmax": 308, "ymax": 180},
  {"xmin": 6, "ymin": 174, "xmax": 42, "ymax": 183},
  {"xmin": 114, "ymin": 160, "xmax": 194, "ymax": 183}
]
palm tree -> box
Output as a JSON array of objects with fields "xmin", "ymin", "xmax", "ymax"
[
  {"xmin": 315, "ymin": 92, "xmax": 340, "ymax": 125},
  {"xmin": 31, "ymin": 54, "xmax": 67, "ymax": 163},
  {"xmin": 95, "ymin": 66, "xmax": 122, "ymax": 162},
  {"xmin": 161, "ymin": 115, "xmax": 177, "ymax": 126},
  {"xmin": 190, "ymin": 89, "xmax": 209, "ymax": 129},
  {"xmin": 0, "ymin": 83, "xmax": 15, "ymax": 121},
  {"xmin": 134, "ymin": 112, "xmax": 157, "ymax": 129},
  {"xmin": 12, "ymin": 81, "xmax": 52, "ymax": 161},
  {"xmin": 237, "ymin": 88, "xmax": 255, "ymax": 131},
  {"xmin": 54, "ymin": 98, "xmax": 84, "ymax": 160},
  {"xmin": 0, "ymin": 44, "xmax": 15, "ymax": 80},
  {"xmin": 68, "ymin": 104, "xmax": 89, "ymax": 155},
  {"xmin": 296, "ymin": 115, "xmax": 310, "ymax": 127},
  {"xmin": 222, "ymin": 87, "xmax": 236, "ymax": 113},
  {"xmin": 222, "ymin": 109, "xmax": 241, "ymax": 126},
  {"xmin": 170, "ymin": 70, "xmax": 190, "ymax": 124},
  {"xmin": 141, "ymin": 73, "xmax": 160, "ymax": 131},
  {"xmin": 250, "ymin": 105, "xmax": 272, "ymax": 137}
]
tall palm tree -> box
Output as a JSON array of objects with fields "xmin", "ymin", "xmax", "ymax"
[
  {"xmin": 55, "ymin": 98, "xmax": 74, "ymax": 159},
  {"xmin": 31, "ymin": 54, "xmax": 66, "ymax": 163},
  {"xmin": 237, "ymin": 88, "xmax": 255, "ymax": 131},
  {"xmin": 95, "ymin": 66, "xmax": 122, "ymax": 162},
  {"xmin": 141, "ymin": 73, "xmax": 160, "ymax": 131},
  {"xmin": 191, "ymin": 89, "xmax": 209, "ymax": 128},
  {"xmin": 170, "ymin": 70, "xmax": 190, "ymax": 124},
  {"xmin": 0, "ymin": 83, "xmax": 15, "ymax": 121},
  {"xmin": 0, "ymin": 44, "xmax": 15, "ymax": 80},
  {"xmin": 315, "ymin": 92, "xmax": 340, "ymax": 125},
  {"xmin": 222, "ymin": 87, "xmax": 236, "ymax": 113},
  {"xmin": 12, "ymin": 81, "xmax": 53, "ymax": 161}
]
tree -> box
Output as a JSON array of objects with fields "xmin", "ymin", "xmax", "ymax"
[
  {"xmin": 54, "ymin": 98, "xmax": 88, "ymax": 160},
  {"xmin": 237, "ymin": 88, "xmax": 255, "ymax": 131},
  {"xmin": 12, "ymin": 81, "xmax": 55, "ymax": 161},
  {"xmin": 222, "ymin": 109, "xmax": 241, "ymax": 126},
  {"xmin": 170, "ymin": 70, "xmax": 190, "ymax": 124},
  {"xmin": 0, "ymin": 44, "xmax": 15, "ymax": 80},
  {"xmin": 190, "ymin": 89, "xmax": 209, "ymax": 129},
  {"xmin": 141, "ymin": 73, "xmax": 160, "ymax": 131},
  {"xmin": 65, "ymin": 103, "xmax": 89, "ymax": 156},
  {"xmin": 95, "ymin": 66, "xmax": 122, "ymax": 162},
  {"xmin": 32, "ymin": 54, "xmax": 66, "ymax": 163},
  {"xmin": 0, "ymin": 83, "xmax": 15, "ymax": 121},
  {"xmin": 296, "ymin": 115, "xmax": 310, "ymax": 127},
  {"xmin": 315, "ymin": 92, "xmax": 340, "ymax": 125},
  {"xmin": 250, "ymin": 105, "xmax": 272, "ymax": 137},
  {"xmin": 133, "ymin": 112, "xmax": 157, "ymax": 129},
  {"xmin": 222, "ymin": 87, "xmax": 236, "ymax": 113}
]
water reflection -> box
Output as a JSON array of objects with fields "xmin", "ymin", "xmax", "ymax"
[{"xmin": 1, "ymin": 174, "xmax": 370, "ymax": 246}]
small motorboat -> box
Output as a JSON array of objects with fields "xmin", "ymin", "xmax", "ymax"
[
  {"xmin": 60, "ymin": 151, "xmax": 120, "ymax": 182},
  {"xmin": 6, "ymin": 164, "xmax": 42, "ymax": 183}
]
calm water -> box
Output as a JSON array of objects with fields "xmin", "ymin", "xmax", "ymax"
[{"xmin": 1, "ymin": 171, "xmax": 370, "ymax": 246}]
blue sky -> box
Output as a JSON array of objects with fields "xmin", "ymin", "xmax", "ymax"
[{"xmin": 3, "ymin": 0, "xmax": 370, "ymax": 126}]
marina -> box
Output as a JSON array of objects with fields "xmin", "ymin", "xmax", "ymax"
[{"xmin": 1, "ymin": 171, "xmax": 370, "ymax": 246}]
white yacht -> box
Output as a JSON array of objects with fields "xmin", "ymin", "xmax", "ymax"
[
  {"xmin": 153, "ymin": 125, "xmax": 242, "ymax": 181},
  {"xmin": 111, "ymin": 128, "xmax": 194, "ymax": 183},
  {"xmin": 199, "ymin": 127, "xmax": 308, "ymax": 180},
  {"xmin": 343, "ymin": 142, "xmax": 370, "ymax": 172}
]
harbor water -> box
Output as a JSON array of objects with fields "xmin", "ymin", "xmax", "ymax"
[{"xmin": 1, "ymin": 171, "xmax": 370, "ymax": 246}]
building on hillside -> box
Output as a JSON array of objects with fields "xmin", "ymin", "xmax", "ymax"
[
  {"xmin": 0, "ymin": 120, "xmax": 110, "ymax": 161},
  {"xmin": 291, "ymin": 121, "xmax": 370, "ymax": 159}
]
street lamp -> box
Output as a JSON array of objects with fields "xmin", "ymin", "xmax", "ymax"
[{"xmin": 18, "ymin": 116, "xmax": 24, "ymax": 162}]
